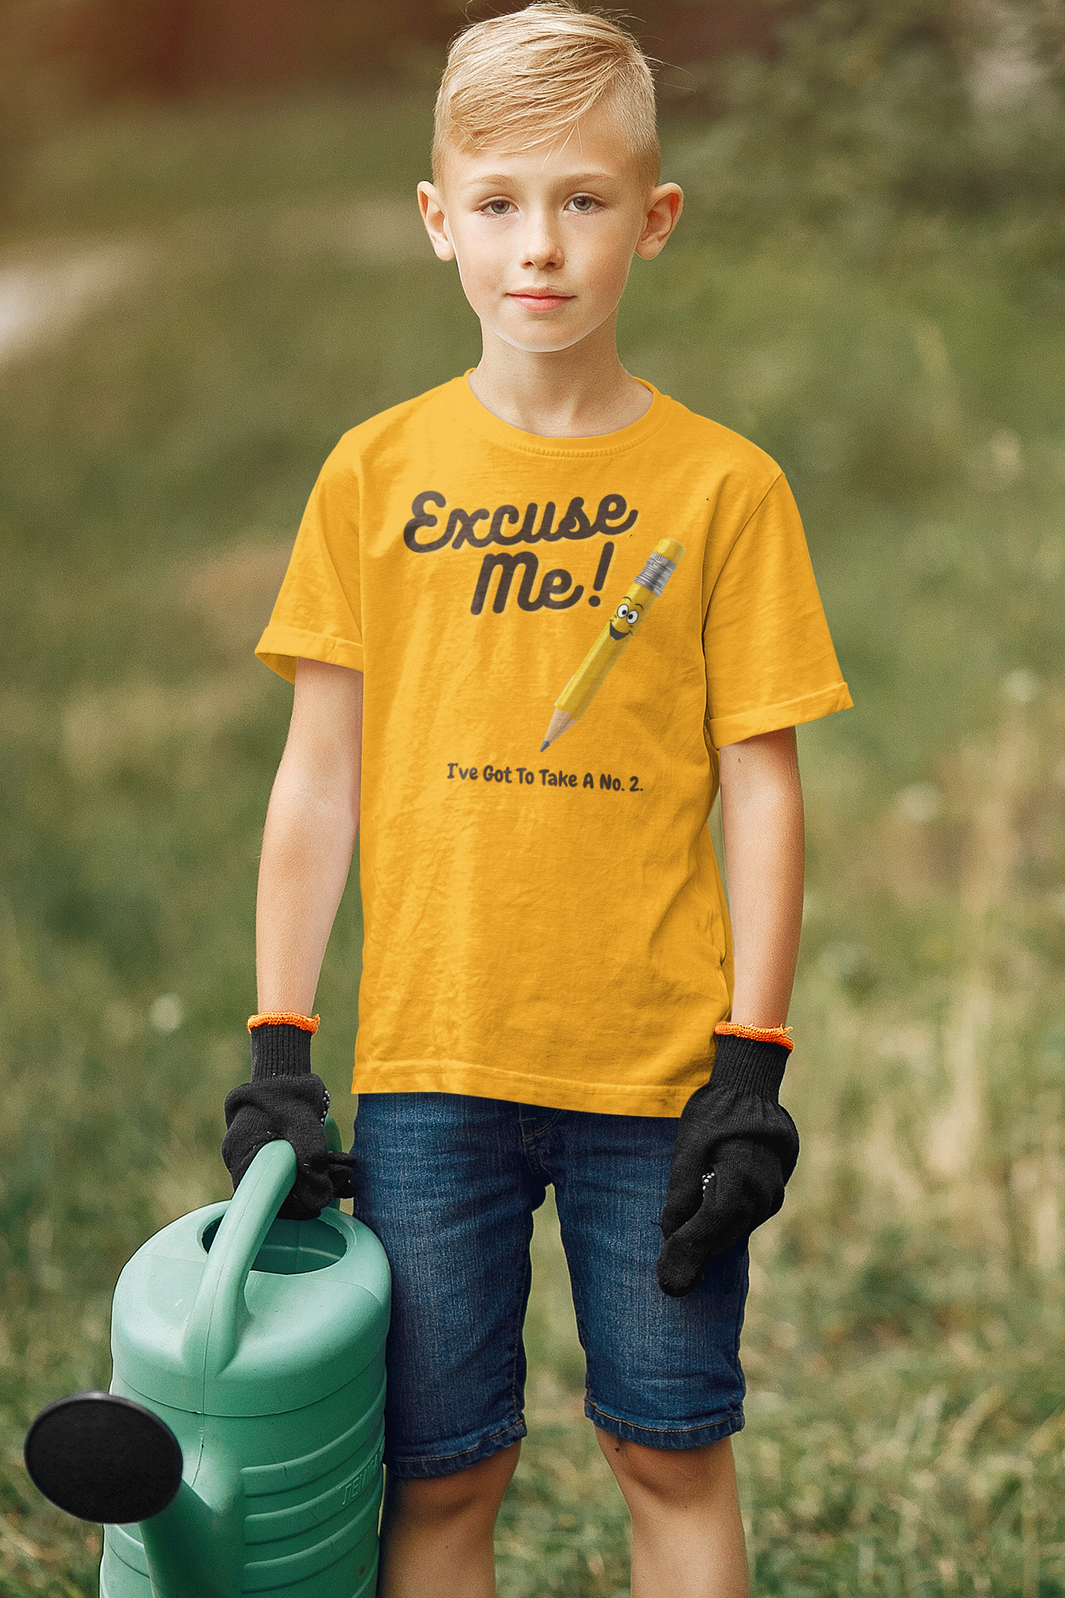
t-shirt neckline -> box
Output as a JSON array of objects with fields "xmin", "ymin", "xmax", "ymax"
[{"xmin": 452, "ymin": 371, "xmax": 671, "ymax": 459}]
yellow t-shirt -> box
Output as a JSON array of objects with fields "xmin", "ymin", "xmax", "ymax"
[{"xmin": 257, "ymin": 375, "xmax": 851, "ymax": 1116}]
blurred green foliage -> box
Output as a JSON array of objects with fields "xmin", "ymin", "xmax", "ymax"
[
  {"xmin": 2, "ymin": 3, "xmax": 1065, "ymax": 1592},
  {"xmin": 676, "ymin": 0, "xmax": 1065, "ymax": 231}
]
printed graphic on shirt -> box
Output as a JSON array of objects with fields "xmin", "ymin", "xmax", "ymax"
[
  {"xmin": 404, "ymin": 487, "xmax": 684, "ymax": 751},
  {"xmin": 404, "ymin": 489, "xmax": 639, "ymax": 616},
  {"xmin": 404, "ymin": 489, "xmax": 638, "ymax": 553},
  {"xmin": 541, "ymin": 540, "xmax": 684, "ymax": 751},
  {"xmin": 445, "ymin": 762, "xmax": 645, "ymax": 792}
]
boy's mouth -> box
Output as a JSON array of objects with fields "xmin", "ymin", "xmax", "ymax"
[{"xmin": 508, "ymin": 291, "xmax": 573, "ymax": 312}]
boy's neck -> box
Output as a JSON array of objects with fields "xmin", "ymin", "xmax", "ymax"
[{"xmin": 467, "ymin": 319, "xmax": 652, "ymax": 439}]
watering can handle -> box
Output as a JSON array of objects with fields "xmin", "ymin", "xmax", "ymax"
[{"xmin": 182, "ymin": 1139, "xmax": 298, "ymax": 1379}]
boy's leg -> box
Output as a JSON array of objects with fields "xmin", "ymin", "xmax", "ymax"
[
  {"xmin": 596, "ymin": 1433, "xmax": 748, "ymax": 1598},
  {"xmin": 378, "ymin": 1442, "xmax": 521, "ymax": 1598},
  {"xmin": 350, "ymin": 1094, "xmax": 544, "ymax": 1598},
  {"xmin": 539, "ymin": 1109, "xmax": 751, "ymax": 1597}
]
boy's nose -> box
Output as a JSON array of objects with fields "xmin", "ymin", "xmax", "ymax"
[{"xmin": 520, "ymin": 218, "xmax": 563, "ymax": 270}]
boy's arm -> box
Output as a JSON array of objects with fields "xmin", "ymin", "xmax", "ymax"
[
  {"xmin": 256, "ymin": 658, "xmax": 364, "ymax": 1012},
  {"xmin": 222, "ymin": 658, "xmax": 363, "ymax": 1217},
  {"xmin": 718, "ymin": 725, "xmax": 804, "ymax": 1025},
  {"xmin": 657, "ymin": 726, "xmax": 804, "ymax": 1296}
]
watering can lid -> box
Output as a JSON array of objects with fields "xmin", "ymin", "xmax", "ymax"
[{"xmin": 111, "ymin": 1141, "xmax": 390, "ymax": 1416}]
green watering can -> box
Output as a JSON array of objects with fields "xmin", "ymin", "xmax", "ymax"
[{"xmin": 25, "ymin": 1128, "xmax": 390, "ymax": 1598}]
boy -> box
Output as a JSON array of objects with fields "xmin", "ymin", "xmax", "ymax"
[{"xmin": 222, "ymin": 5, "xmax": 851, "ymax": 1595}]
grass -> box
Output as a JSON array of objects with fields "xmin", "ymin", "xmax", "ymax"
[{"xmin": 1, "ymin": 91, "xmax": 1064, "ymax": 1594}]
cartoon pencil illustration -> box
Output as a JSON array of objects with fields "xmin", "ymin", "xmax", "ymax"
[{"xmin": 540, "ymin": 538, "xmax": 685, "ymax": 750}]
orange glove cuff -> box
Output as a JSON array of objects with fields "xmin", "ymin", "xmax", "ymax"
[
  {"xmin": 247, "ymin": 1012, "xmax": 320, "ymax": 1034},
  {"xmin": 715, "ymin": 1022, "xmax": 794, "ymax": 1053}
]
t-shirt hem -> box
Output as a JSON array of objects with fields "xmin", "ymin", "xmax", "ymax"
[
  {"xmin": 256, "ymin": 625, "xmax": 365, "ymax": 682},
  {"xmin": 709, "ymin": 681, "xmax": 852, "ymax": 746},
  {"xmin": 351, "ymin": 1060, "xmax": 698, "ymax": 1118}
]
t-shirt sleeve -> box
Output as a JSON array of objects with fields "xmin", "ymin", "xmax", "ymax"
[
  {"xmin": 703, "ymin": 472, "xmax": 852, "ymax": 746},
  {"xmin": 255, "ymin": 447, "xmax": 364, "ymax": 682}
]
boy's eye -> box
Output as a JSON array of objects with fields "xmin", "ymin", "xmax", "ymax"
[
  {"xmin": 568, "ymin": 195, "xmax": 599, "ymax": 213},
  {"xmin": 482, "ymin": 199, "xmax": 513, "ymax": 216}
]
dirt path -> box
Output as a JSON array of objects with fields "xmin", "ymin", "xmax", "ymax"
[
  {"xmin": 0, "ymin": 242, "xmax": 144, "ymax": 364},
  {"xmin": 0, "ymin": 196, "xmax": 425, "ymax": 366}
]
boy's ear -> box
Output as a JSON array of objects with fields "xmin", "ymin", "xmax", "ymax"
[
  {"xmin": 417, "ymin": 181, "xmax": 456, "ymax": 263},
  {"xmin": 635, "ymin": 183, "xmax": 684, "ymax": 261}
]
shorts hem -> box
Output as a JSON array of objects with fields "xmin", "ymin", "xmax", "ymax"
[
  {"xmin": 586, "ymin": 1401, "xmax": 745, "ymax": 1451},
  {"xmin": 385, "ymin": 1418, "xmax": 527, "ymax": 1479}
]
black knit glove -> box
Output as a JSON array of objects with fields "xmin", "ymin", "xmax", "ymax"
[
  {"xmin": 222, "ymin": 1021, "xmax": 354, "ymax": 1221},
  {"xmin": 656, "ymin": 1033, "xmax": 799, "ymax": 1298}
]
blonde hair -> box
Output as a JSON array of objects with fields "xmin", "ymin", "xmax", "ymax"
[{"xmin": 432, "ymin": 3, "xmax": 659, "ymax": 187}]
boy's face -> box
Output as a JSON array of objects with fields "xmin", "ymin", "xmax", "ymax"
[{"xmin": 418, "ymin": 105, "xmax": 682, "ymax": 358}]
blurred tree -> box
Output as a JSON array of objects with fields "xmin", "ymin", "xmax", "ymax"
[
  {"xmin": 673, "ymin": 0, "xmax": 1065, "ymax": 236},
  {"xmin": 0, "ymin": 0, "xmax": 85, "ymax": 195},
  {"xmin": 1, "ymin": 1, "xmax": 1062, "ymax": 228},
  {"xmin": 35, "ymin": 0, "xmax": 454, "ymax": 97},
  {"xmin": 0, "ymin": 0, "xmax": 808, "ymax": 203},
  {"xmin": 3, "ymin": 0, "xmax": 808, "ymax": 103}
]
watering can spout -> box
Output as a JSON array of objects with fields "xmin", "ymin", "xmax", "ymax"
[{"xmin": 140, "ymin": 1457, "xmax": 244, "ymax": 1598}]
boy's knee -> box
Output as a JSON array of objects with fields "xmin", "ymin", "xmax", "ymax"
[
  {"xmin": 386, "ymin": 1442, "xmax": 520, "ymax": 1526},
  {"xmin": 595, "ymin": 1431, "xmax": 734, "ymax": 1505}
]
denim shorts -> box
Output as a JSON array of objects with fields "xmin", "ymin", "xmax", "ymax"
[{"xmin": 350, "ymin": 1093, "xmax": 748, "ymax": 1479}]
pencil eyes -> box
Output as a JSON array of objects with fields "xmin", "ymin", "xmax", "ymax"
[{"xmin": 615, "ymin": 603, "xmax": 640, "ymax": 626}]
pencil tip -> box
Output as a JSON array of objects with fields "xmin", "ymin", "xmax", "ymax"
[{"xmin": 540, "ymin": 740, "xmax": 550, "ymax": 751}]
